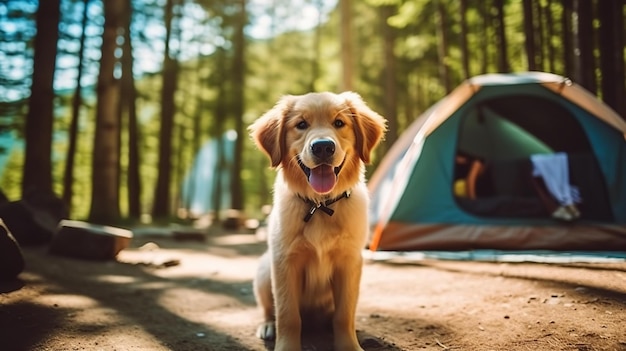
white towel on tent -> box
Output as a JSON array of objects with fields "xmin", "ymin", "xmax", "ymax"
[{"xmin": 531, "ymin": 152, "xmax": 581, "ymax": 206}]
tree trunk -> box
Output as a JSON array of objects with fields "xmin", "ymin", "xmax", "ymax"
[
  {"xmin": 544, "ymin": 0, "xmax": 556, "ymax": 73},
  {"xmin": 230, "ymin": 0, "xmax": 246, "ymax": 211},
  {"xmin": 63, "ymin": 0, "xmax": 88, "ymax": 213},
  {"xmin": 435, "ymin": 0, "xmax": 451, "ymax": 92},
  {"xmin": 381, "ymin": 4, "xmax": 398, "ymax": 147},
  {"xmin": 533, "ymin": 0, "xmax": 544, "ymax": 70},
  {"xmin": 152, "ymin": 0, "xmax": 178, "ymax": 219},
  {"xmin": 572, "ymin": 0, "xmax": 596, "ymax": 93},
  {"xmin": 22, "ymin": 0, "xmax": 60, "ymax": 196},
  {"xmin": 340, "ymin": 0, "xmax": 353, "ymax": 91},
  {"xmin": 598, "ymin": 0, "xmax": 625, "ymax": 118},
  {"xmin": 493, "ymin": 0, "xmax": 509, "ymax": 72},
  {"xmin": 309, "ymin": 0, "xmax": 323, "ymax": 91},
  {"xmin": 173, "ymin": 116, "xmax": 185, "ymax": 214},
  {"xmin": 89, "ymin": 0, "xmax": 123, "ymax": 223},
  {"xmin": 522, "ymin": 0, "xmax": 537, "ymax": 71},
  {"xmin": 211, "ymin": 49, "xmax": 228, "ymax": 220},
  {"xmin": 459, "ymin": 0, "xmax": 470, "ymax": 79},
  {"xmin": 479, "ymin": 0, "xmax": 490, "ymax": 74},
  {"xmin": 121, "ymin": 0, "xmax": 141, "ymax": 219},
  {"xmin": 561, "ymin": 0, "xmax": 574, "ymax": 76}
]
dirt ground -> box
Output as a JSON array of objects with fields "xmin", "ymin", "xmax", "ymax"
[{"xmin": 1, "ymin": 226, "xmax": 625, "ymax": 351}]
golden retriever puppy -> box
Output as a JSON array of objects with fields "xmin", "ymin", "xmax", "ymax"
[{"xmin": 249, "ymin": 92, "xmax": 386, "ymax": 351}]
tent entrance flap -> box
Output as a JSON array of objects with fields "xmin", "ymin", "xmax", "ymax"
[{"xmin": 457, "ymin": 105, "xmax": 553, "ymax": 161}]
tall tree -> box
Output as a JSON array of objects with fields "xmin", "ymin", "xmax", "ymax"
[
  {"xmin": 561, "ymin": 0, "xmax": 574, "ymax": 76},
  {"xmin": 522, "ymin": 0, "xmax": 537, "ymax": 71},
  {"xmin": 543, "ymin": 0, "xmax": 556, "ymax": 73},
  {"xmin": 533, "ymin": 0, "xmax": 544, "ymax": 70},
  {"xmin": 340, "ymin": 0, "xmax": 353, "ymax": 91},
  {"xmin": 211, "ymin": 48, "xmax": 228, "ymax": 218},
  {"xmin": 63, "ymin": 0, "xmax": 89, "ymax": 214},
  {"xmin": 381, "ymin": 4, "xmax": 398, "ymax": 146},
  {"xmin": 89, "ymin": 0, "xmax": 124, "ymax": 223},
  {"xmin": 152, "ymin": 0, "xmax": 179, "ymax": 218},
  {"xmin": 493, "ymin": 0, "xmax": 509, "ymax": 72},
  {"xmin": 230, "ymin": 0, "xmax": 246, "ymax": 211},
  {"xmin": 459, "ymin": 0, "xmax": 470, "ymax": 79},
  {"xmin": 572, "ymin": 0, "xmax": 595, "ymax": 93},
  {"xmin": 22, "ymin": 0, "xmax": 60, "ymax": 196},
  {"xmin": 598, "ymin": 0, "xmax": 625, "ymax": 118},
  {"xmin": 434, "ymin": 0, "xmax": 451, "ymax": 92},
  {"xmin": 120, "ymin": 0, "xmax": 141, "ymax": 219},
  {"xmin": 478, "ymin": 0, "xmax": 490, "ymax": 74},
  {"xmin": 309, "ymin": 0, "xmax": 323, "ymax": 91}
]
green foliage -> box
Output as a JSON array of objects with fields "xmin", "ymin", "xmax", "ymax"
[
  {"xmin": 2, "ymin": 0, "xmax": 620, "ymax": 223},
  {"xmin": 388, "ymin": 0, "xmax": 429, "ymax": 28},
  {"xmin": 0, "ymin": 147, "xmax": 24, "ymax": 201},
  {"xmin": 365, "ymin": 0, "xmax": 402, "ymax": 7}
]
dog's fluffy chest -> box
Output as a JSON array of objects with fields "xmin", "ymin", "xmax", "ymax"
[
  {"xmin": 269, "ymin": 179, "xmax": 369, "ymax": 251},
  {"xmin": 271, "ymin": 196, "xmax": 366, "ymax": 305}
]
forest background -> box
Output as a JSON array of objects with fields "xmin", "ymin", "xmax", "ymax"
[{"xmin": 0, "ymin": 0, "xmax": 624, "ymax": 225}]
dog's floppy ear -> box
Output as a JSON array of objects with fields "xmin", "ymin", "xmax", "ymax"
[
  {"xmin": 248, "ymin": 95, "xmax": 294, "ymax": 167},
  {"xmin": 341, "ymin": 91, "xmax": 387, "ymax": 164}
]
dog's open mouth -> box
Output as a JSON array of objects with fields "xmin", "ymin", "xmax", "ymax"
[{"xmin": 298, "ymin": 158, "xmax": 344, "ymax": 194}]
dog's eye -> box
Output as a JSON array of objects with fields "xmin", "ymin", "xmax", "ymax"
[
  {"xmin": 333, "ymin": 119, "xmax": 345, "ymax": 128},
  {"xmin": 296, "ymin": 121, "xmax": 308, "ymax": 130}
]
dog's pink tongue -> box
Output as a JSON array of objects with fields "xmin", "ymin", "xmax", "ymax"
[{"xmin": 309, "ymin": 165, "xmax": 336, "ymax": 194}]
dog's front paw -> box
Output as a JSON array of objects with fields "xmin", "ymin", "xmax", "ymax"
[
  {"xmin": 256, "ymin": 321, "xmax": 276, "ymax": 340},
  {"xmin": 334, "ymin": 342, "xmax": 364, "ymax": 351},
  {"xmin": 334, "ymin": 337, "xmax": 364, "ymax": 351}
]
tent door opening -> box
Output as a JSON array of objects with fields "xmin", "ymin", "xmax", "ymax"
[{"xmin": 452, "ymin": 95, "xmax": 613, "ymax": 221}]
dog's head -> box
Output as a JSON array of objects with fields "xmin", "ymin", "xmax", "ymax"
[{"xmin": 249, "ymin": 92, "xmax": 387, "ymax": 197}]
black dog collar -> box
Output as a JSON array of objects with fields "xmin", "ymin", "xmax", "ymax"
[{"xmin": 299, "ymin": 191, "xmax": 351, "ymax": 222}]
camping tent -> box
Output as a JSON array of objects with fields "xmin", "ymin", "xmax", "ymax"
[
  {"xmin": 181, "ymin": 131, "xmax": 237, "ymax": 216},
  {"xmin": 368, "ymin": 72, "xmax": 626, "ymax": 251}
]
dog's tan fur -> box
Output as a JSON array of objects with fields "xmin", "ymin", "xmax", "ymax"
[{"xmin": 249, "ymin": 92, "xmax": 386, "ymax": 351}]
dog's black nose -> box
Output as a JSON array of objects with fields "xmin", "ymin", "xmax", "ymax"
[{"xmin": 311, "ymin": 139, "xmax": 335, "ymax": 159}]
